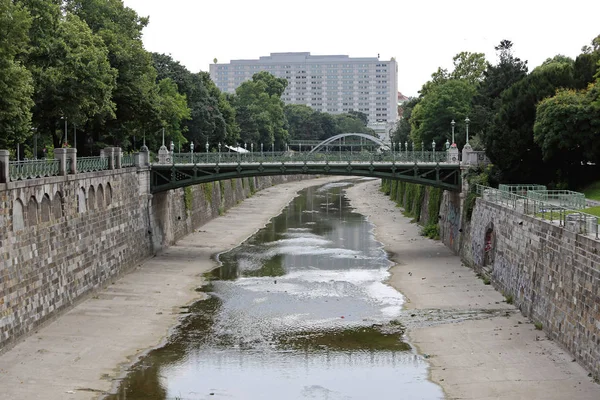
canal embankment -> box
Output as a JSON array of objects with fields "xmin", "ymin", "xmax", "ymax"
[
  {"xmin": 346, "ymin": 179, "xmax": 600, "ymax": 400},
  {"xmin": 0, "ymin": 176, "xmax": 343, "ymax": 400}
]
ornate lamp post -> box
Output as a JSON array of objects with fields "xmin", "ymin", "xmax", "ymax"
[
  {"xmin": 218, "ymin": 142, "xmax": 221, "ymax": 163},
  {"xmin": 190, "ymin": 141, "xmax": 194, "ymax": 163},
  {"xmin": 451, "ymin": 119, "xmax": 456, "ymax": 146},
  {"xmin": 432, "ymin": 139, "xmax": 436, "ymax": 161}
]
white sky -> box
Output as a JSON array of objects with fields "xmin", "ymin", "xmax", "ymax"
[{"xmin": 122, "ymin": 0, "xmax": 600, "ymax": 97}]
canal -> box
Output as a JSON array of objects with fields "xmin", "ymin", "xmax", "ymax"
[{"xmin": 107, "ymin": 180, "xmax": 443, "ymax": 399}]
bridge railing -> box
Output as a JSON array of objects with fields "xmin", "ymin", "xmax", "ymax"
[
  {"xmin": 8, "ymin": 159, "xmax": 61, "ymax": 181},
  {"xmin": 168, "ymin": 151, "xmax": 451, "ymax": 165},
  {"xmin": 78, "ymin": 156, "xmax": 110, "ymax": 173},
  {"xmin": 0, "ymin": 147, "xmax": 151, "ymax": 183},
  {"xmin": 475, "ymin": 184, "xmax": 599, "ymax": 239}
]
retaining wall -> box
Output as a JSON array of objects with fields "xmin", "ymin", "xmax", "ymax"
[{"xmin": 0, "ymin": 168, "xmax": 306, "ymax": 351}]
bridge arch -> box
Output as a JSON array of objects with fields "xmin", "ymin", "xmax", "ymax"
[{"xmin": 309, "ymin": 133, "xmax": 389, "ymax": 153}]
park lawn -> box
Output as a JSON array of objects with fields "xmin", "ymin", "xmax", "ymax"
[
  {"xmin": 535, "ymin": 206, "xmax": 600, "ymax": 219},
  {"xmin": 582, "ymin": 206, "xmax": 600, "ymax": 217},
  {"xmin": 582, "ymin": 181, "xmax": 600, "ymax": 201}
]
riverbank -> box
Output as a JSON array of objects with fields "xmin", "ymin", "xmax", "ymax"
[
  {"xmin": 0, "ymin": 176, "xmax": 343, "ymax": 400},
  {"xmin": 345, "ymin": 179, "xmax": 600, "ymax": 400}
]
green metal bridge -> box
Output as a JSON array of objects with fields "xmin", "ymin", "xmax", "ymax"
[{"xmin": 150, "ymin": 150, "xmax": 461, "ymax": 193}]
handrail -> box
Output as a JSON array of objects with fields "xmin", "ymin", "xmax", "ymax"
[
  {"xmin": 475, "ymin": 184, "xmax": 598, "ymax": 239},
  {"xmin": 168, "ymin": 151, "xmax": 452, "ymax": 165},
  {"xmin": 8, "ymin": 159, "xmax": 61, "ymax": 180},
  {"xmin": 78, "ymin": 156, "xmax": 109, "ymax": 173}
]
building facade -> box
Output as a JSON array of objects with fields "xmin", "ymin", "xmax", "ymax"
[{"xmin": 209, "ymin": 52, "xmax": 398, "ymax": 137}]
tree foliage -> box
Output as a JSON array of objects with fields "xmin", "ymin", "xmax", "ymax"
[{"xmin": 0, "ymin": 0, "xmax": 34, "ymax": 149}]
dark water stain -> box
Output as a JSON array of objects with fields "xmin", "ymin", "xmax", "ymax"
[{"xmin": 277, "ymin": 325, "xmax": 411, "ymax": 352}]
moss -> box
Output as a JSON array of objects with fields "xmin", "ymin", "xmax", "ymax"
[
  {"xmin": 277, "ymin": 325, "xmax": 411, "ymax": 352},
  {"xmin": 427, "ymin": 187, "xmax": 443, "ymax": 225},
  {"xmin": 421, "ymin": 223, "xmax": 440, "ymax": 240},
  {"xmin": 219, "ymin": 180, "xmax": 226, "ymax": 199},
  {"xmin": 184, "ymin": 186, "xmax": 193, "ymax": 212},
  {"xmin": 249, "ymin": 178, "xmax": 256, "ymax": 195},
  {"xmin": 380, "ymin": 179, "xmax": 391, "ymax": 195},
  {"xmin": 202, "ymin": 182, "xmax": 213, "ymax": 204}
]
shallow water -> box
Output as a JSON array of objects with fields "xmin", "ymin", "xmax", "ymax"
[{"xmin": 107, "ymin": 181, "xmax": 443, "ymax": 400}]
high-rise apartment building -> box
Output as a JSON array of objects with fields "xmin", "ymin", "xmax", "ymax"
[{"xmin": 209, "ymin": 52, "xmax": 398, "ymax": 137}]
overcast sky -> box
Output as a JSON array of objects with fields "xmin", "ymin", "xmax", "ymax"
[{"xmin": 122, "ymin": 0, "xmax": 600, "ymax": 97}]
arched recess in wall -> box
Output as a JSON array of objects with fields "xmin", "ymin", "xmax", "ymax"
[
  {"xmin": 40, "ymin": 194, "xmax": 52, "ymax": 223},
  {"xmin": 78, "ymin": 187, "xmax": 87, "ymax": 213},
  {"xmin": 483, "ymin": 222, "xmax": 496, "ymax": 267},
  {"xmin": 52, "ymin": 191, "xmax": 63, "ymax": 220},
  {"xmin": 12, "ymin": 198, "xmax": 25, "ymax": 232},
  {"xmin": 88, "ymin": 185, "xmax": 96, "ymax": 211},
  {"xmin": 26, "ymin": 196, "xmax": 38, "ymax": 227},
  {"xmin": 105, "ymin": 182, "xmax": 113, "ymax": 207},
  {"xmin": 97, "ymin": 184, "xmax": 105, "ymax": 209}
]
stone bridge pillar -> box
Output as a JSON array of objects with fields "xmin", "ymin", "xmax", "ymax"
[
  {"xmin": 157, "ymin": 144, "xmax": 171, "ymax": 164},
  {"xmin": 114, "ymin": 147, "xmax": 122, "ymax": 169},
  {"xmin": 135, "ymin": 145, "xmax": 150, "ymax": 167},
  {"xmin": 447, "ymin": 145, "xmax": 459, "ymax": 163},
  {"xmin": 66, "ymin": 148, "xmax": 77, "ymax": 174},
  {"xmin": 101, "ymin": 147, "xmax": 115, "ymax": 169},
  {"xmin": 0, "ymin": 150, "xmax": 9, "ymax": 183},
  {"xmin": 54, "ymin": 148, "xmax": 68, "ymax": 176}
]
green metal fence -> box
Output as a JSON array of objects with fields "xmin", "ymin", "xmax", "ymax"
[
  {"xmin": 476, "ymin": 184, "xmax": 598, "ymax": 239},
  {"xmin": 498, "ymin": 184, "xmax": 547, "ymax": 196},
  {"xmin": 8, "ymin": 159, "xmax": 61, "ymax": 180},
  {"xmin": 78, "ymin": 156, "xmax": 109, "ymax": 173},
  {"xmin": 527, "ymin": 190, "xmax": 586, "ymax": 210},
  {"xmin": 169, "ymin": 151, "xmax": 451, "ymax": 165},
  {"xmin": 121, "ymin": 154, "xmax": 135, "ymax": 167}
]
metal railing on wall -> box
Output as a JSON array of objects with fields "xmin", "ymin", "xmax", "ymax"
[
  {"xmin": 476, "ymin": 184, "xmax": 599, "ymax": 239},
  {"xmin": 8, "ymin": 159, "xmax": 61, "ymax": 181}
]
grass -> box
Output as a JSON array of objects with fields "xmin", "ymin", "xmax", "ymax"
[
  {"xmin": 535, "ymin": 205, "xmax": 600, "ymax": 219},
  {"xmin": 582, "ymin": 181, "xmax": 600, "ymax": 201},
  {"xmin": 504, "ymin": 294, "xmax": 514, "ymax": 304},
  {"xmin": 534, "ymin": 322, "xmax": 543, "ymax": 330}
]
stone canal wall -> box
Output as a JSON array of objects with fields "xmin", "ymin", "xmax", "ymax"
[
  {"xmin": 382, "ymin": 177, "xmax": 599, "ymax": 378},
  {"xmin": 462, "ymin": 199, "xmax": 600, "ymax": 379},
  {"xmin": 0, "ymin": 167, "xmax": 153, "ymax": 349},
  {"xmin": 0, "ymin": 168, "xmax": 306, "ymax": 351},
  {"xmin": 150, "ymin": 175, "xmax": 307, "ymax": 248}
]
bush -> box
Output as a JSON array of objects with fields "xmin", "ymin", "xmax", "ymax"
[{"xmin": 421, "ymin": 223, "xmax": 440, "ymax": 240}]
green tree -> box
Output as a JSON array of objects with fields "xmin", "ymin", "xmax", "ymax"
[
  {"xmin": 392, "ymin": 98, "xmax": 419, "ymax": 145},
  {"xmin": 156, "ymin": 78, "xmax": 190, "ymax": 145},
  {"xmin": 450, "ymin": 51, "xmax": 487, "ymax": 85},
  {"xmin": 533, "ymin": 83, "xmax": 600, "ymax": 187},
  {"xmin": 471, "ymin": 40, "xmax": 528, "ymax": 140},
  {"xmin": 66, "ymin": 0, "xmax": 160, "ymax": 152},
  {"xmin": 233, "ymin": 72, "xmax": 288, "ymax": 149},
  {"xmin": 410, "ymin": 80, "xmax": 475, "ymax": 148},
  {"xmin": 484, "ymin": 57, "xmax": 576, "ymax": 183},
  {"xmin": 0, "ymin": 0, "xmax": 34, "ymax": 151},
  {"xmin": 22, "ymin": 0, "xmax": 117, "ymax": 149}
]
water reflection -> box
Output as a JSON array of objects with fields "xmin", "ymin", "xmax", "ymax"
[{"xmin": 107, "ymin": 181, "xmax": 443, "ymax": 400}]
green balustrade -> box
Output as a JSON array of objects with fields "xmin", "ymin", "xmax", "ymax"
[
  {"xmin": 122, "ymin": 154, "xmax": 135, "ymax": 167},
  {"xmin": 9, "ymin": 159, "xmax": 60, "ymax": 180},
  {"xmin": 78, "ymin": 156, "xmax": 109, "ymax": 173},
  {"xmin": 167, "ymin": 151, "xmax": 451, "ymax": 165}
]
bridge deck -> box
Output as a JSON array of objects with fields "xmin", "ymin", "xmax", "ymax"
[{"xmin": 150, "ymin": 155, "xmax": 461, "ymax": 193}]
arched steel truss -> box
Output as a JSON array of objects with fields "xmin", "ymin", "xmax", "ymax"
[{"xmin": 309, "ymin": 133, "xmax": 389, "ymax": 153}]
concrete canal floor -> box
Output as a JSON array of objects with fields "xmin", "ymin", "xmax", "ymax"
[{"xmin": 0, "ymin": 177, "xmax": 598, "ymax": 399}]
